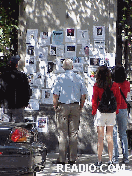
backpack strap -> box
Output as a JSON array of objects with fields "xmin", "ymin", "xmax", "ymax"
[
  {"xmin": 120, "ymin": 88, "xmax": 131, "ymax": 114},
  {"xmin": 120, "ymin": 88, "xmax": 127, "ymax": 104}
]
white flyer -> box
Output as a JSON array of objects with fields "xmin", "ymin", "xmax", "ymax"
[
  {"xmin": 77, "ymin": 29, "xmax": 89, "ymax": 44},
  {"xmin": 65, "ymin": 28, "xmax": 76, "ymax": 43},
  {"xmin": 36, "ymin": 116, "xmax": 48, "ymax": 132},
  {"xmin": 65, "ymin": 43, "xmax": 76, "ymax": 58},
  {"xmin": 39, "ymin": 32, "xmax": 51, "ymax": 46},
  {"xmin": 26, "ymin": 29, "xmax": 38, "ymax": 46}
]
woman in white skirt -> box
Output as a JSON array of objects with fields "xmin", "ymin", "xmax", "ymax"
[{"xmin": 92, "ymin": 66, "xmax": 121, "ymax": 166}]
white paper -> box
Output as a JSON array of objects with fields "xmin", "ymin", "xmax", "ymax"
[
  {"xmin": 81, "ymin": 44, "xmax": 93, "ymax": 56},
  {"xmin": 46, "ymin": 73, "xmax": 56, "ymax": 88},
  {"xmin": 50, "ymin": 45, "xmax": 56, "ymax": 55},
  {"xmin": 65, "ymin": 28, "xmax": 76, "ymax": 42},
  {"xmin": 25, "ymin": 99, "xmax": 39, "ymax": 111},
  {"xmin": 36, "ymin": 116, "xmax": 48, "ymax": 132},
  {"xmin": 93, "ymin": 26, "xmax": 105, "ymax": 40},
  {"xmin": 52, "ymin": 31, "xmax": 64, "ymax": 45},
  {"xmin": 38, "ymin": 47, "xmax": 48, "ymax": 60},
  {"xmin": 25, "ymin": 56, "xmax": 36, "ymax": 74},
  {"xmin": 28, "ymin": 73, "xmax": 34, "ymax": 86},
  {"xmin": 26, "ymin": 45, "xmax": 35, "ymax": 56},
  {"xmin": 65, "ymin": 43, "xmax": 76, "ymax": 58},
  {"xmin": 56, "ymin": 45, "xmax": 64, "ymax": 57},
  {"xmin": 39, "ymin": 32, "xmax": 51, "ymax": 46},
  {"xmin": 34, "ymin": 72, "xmax": 44, "ymax": 88},
  {"xmin": 39, "ymin": 59, "xmax": 47, "ymax": 76},
  {"xmin": 26, "ymin": 29, "xmax": 38, "ymax": 46},
  {"xmin": 77, "ymin": 29, "xmax": 89, "ymax": 44},
  {"xmin": 73, "ymin": 63, "xmax": 83, "ymax": 72},
  {"xmin": 94, "ymin": 41, "xmax": 105, "ymax": 54},
  {"xmin": 104, "ymin": 53, "xmax": 115, "ymax": 67},
  {"xmin": 41, "ymin": 89, "xmax": 53, "ymax": 104},
  {"xmin": 31, "ymin": 88, "xmax": 41, "ymax": 99}
]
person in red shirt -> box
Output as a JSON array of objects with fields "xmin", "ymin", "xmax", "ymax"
[
  {"xmin": 112, "ymin": 66, "xmax": 130, "ymax": 164},
  {"xmin": 92, "ymin": 65, "xmax": 121, "ymax": 167}
]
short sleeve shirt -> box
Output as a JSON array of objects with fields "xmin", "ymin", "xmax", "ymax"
[
  {"xmin": 118, "ymin": 80, "xmax": 130, "ymax": 109},
  {"xmin": 52, "ymin": 70, "xmax": 87, "ymax": 104}
]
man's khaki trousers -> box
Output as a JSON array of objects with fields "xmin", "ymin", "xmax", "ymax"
[{"xmin": 56, "ymin": 103, "xmax": 80, "ymax": 163}]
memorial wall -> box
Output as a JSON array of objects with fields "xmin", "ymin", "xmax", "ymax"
[{"xmin": 18, "ymin": 0, "xmax": 117, "ymax": 152}]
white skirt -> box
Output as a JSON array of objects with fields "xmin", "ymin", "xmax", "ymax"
[{"xmin": 94, "ymin": 109, "xmax": 116, "ymax": 126}]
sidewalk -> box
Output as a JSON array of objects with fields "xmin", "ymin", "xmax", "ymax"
[{"xmin": 36, "ymin": 151, "xmax": 132, "ymax": 176}]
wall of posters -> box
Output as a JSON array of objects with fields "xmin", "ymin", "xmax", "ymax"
[
  {"xmin": 24, "ymin": 26, "xmax": 115, "ymax": 109},
  {"xmin": 52, "ymin": 31, "xmax": 64, "ymax": 45}
]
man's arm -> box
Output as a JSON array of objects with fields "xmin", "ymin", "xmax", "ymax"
[
  {"xmin": 80, "ymin": 94, "xmax": 86, "ymax": 110},
  {"xmin": 53, "ymin": 94, "xmax": 59, "ymax": 110}
]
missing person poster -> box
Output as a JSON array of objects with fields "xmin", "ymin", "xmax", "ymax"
[
  {"xmin": 77, "ymin": 30, "xmax": 89, "ymax": 44},
  {"xmin": 41, "ymin": 89, "xmax": 53, "ymax": 104},
  {"xmin": 39, "ymin": 32, "xmax": 51, "ymax": 46},
  {"xmin": 25, "ymin": 56, "xmax": 36, "ymax": 73},
  {"xmin": 65, "ymin": 43, "xmax": 76, "ymax": 58},
  {"xmin": 34, "ymin": 72, "xmax": 44, "ymax": 88},
  {"xmin": 26, "ymin": 29, "xmax": 38, "ymax": 46},
  {"xmin": 93, "ymin": 26, "xmax": 105, "ymax": 40},
  {"xmin": 38, "ymin": 47, "xmax": 48, "ymax": 60},
  {"xmin": 36, "ymin": 116, "xmax": 48, "ymax": 132},
  {"xmin": 56, "ymin": 45, "xmax": 64, "ymax": 57},
  {"xmin": 50, "ymin": 45, "xmax": 56, "ymax": 55},
  {"xmin": 65, "ymin": 28, "xmax": 76, "ymax": 42},
  {"xmin": 52, "ymin": 31, "xmax": 64, "ymax": 45}
]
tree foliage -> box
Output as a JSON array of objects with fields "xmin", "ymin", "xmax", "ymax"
[{"xmin": 0, "ymin": 0, "xmax": 22, "ymax": 66}]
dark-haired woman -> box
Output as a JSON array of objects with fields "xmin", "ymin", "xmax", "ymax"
[
  {"xmin": 92, "ymin": 65, "xmax": 121, "ymax": 166},
  {"xmin": 112, "ymin": 66, "xmax": 130, "ymax": 164}
]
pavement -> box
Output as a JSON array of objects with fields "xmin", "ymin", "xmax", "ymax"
[{"xmin": 36, "ymin": 151, "xmax": 132, "ymax": 176}]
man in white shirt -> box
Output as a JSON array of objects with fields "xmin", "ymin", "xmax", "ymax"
[{"xmin": 52, "ymin": 58, "xmax": 87, "ymax": 165}]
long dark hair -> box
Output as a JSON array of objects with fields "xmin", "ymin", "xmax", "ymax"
[
  {"xmin": 111, "ymin": 66, "xmax": 127, "ymax": 83},
  {"xmin": 96, "ymin": 65, "xmax": 112, "ymax": 89}
]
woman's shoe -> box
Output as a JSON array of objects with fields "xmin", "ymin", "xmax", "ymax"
[
  {"xmin": 108, "ymin": 161, "xmax": 113, "ymax": 165},
  {"xmin": 95, "ymin": 161, "xmax": 102, "ymax": 168}
]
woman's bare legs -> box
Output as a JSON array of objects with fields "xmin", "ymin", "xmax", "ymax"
[
  {"xmin": 106, "ymin": 126, "xmax": 113, "ymax": 161},
  {"xmin": 97, "ymin": 126, "xmax": 104, "ymax": 162}
]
